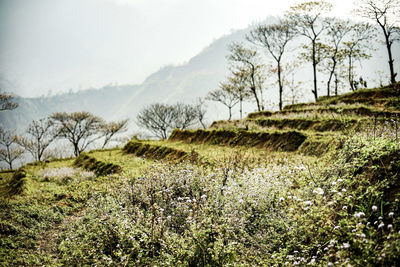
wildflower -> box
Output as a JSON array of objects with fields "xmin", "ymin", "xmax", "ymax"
[
  {"xmin": 337, "ymin": 178, "xmax": 343, "ymax": 182},
  {"xmin": 313, "ymin": 188, "xmax": 324, "ymax": 195},
  {"xmin": 342, "ymin": 243, "xmax": 350, "ymax": 249},
  {"xmin": 303, "ymin": 201, "xmax": 312, "ymax": 206},
  {"xmin": 388, "ymin": 212, "xmax": 394, "ymax": 218},
  {"xmin": 372, "ymin": 205, "xmax": 378, "ymax": 211},
  {"xmin": 342, "ymin": 205, "xmax": 347, "ymax": 210},
  {"xmin": 279, "ymin": 197, "xmax": 285, "ymax": 202},
  {"xmin": 354, "ymin": 212, "xmax": 365, "ymax": 218},
  {"xmin": 333, "ymin": 225, "xmax": 340, "ymax": 230},
  {"xmin": 378, "ymin": 223, "xmax": 385, "ymax": 229},
  {"xmin": 387, "ymin": 224, "xmax": 393, "ymax": 230}
]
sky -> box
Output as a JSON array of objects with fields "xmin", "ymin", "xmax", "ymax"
[{"xmin": 0, "ymin": 0, "xmax": 356, "ymax": 97}]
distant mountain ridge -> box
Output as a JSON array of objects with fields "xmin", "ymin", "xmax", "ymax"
[{"xmin": 1, "ymin": 17, "xmax": 399, "ymax": 133}]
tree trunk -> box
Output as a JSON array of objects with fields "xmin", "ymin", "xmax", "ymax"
[
  {"xmin": 348, "ymin": 54, "xmax": 355, "ymax": 91},
  {"xmin": 334, "ymin": 72, "xmax": 339, "ymax": 96},
  {"xmin": 312, "ymin": 41, "xmax": 318, "ymax": 101},
  {"xmin": 251, "ymin": 87, "xmax": 261, "ymax": 112},
  {"xmin": 73, "ymin": 143, "xmax": 80, "ymax": 156},
  {"xmin": 380, "ymin": 25, "xmax": 397, "ymax": 84},
  {"xmin": 277, "ymin": 61, "xmax": 283, "ymax": 110},
  {"xmin": 385, "ymin": 36, "xmax": 396, "ymax": 84},
  {"xmin": 327, "ymin": 57, "xmax": 337, "ymax": 97},
  {"xmin": 228, "ymin": 106, "xmax": 232, "ymax": 121},
  {"xmin": 239, "ymin": 97, "xmax": 243, "ymax": 119},
  {"xmin": 6, "ymin": 146, "xmax": 12, "ymax": 169}
]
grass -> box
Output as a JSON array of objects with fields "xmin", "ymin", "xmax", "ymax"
[{"xmin": 1, "ymin": 84, "xmax": 399, "ymax": 265}]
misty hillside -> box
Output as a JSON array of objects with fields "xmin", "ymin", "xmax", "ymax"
[
  {"xmin": 1, "ymin": 17, "xmax": 399, "ymax": 132},
  {"xmin": 0, "ymin": 26, "xmax": 248, "ymax": 132}
]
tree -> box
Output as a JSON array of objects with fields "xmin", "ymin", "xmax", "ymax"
[
  {"xmin": 228, "ymin": 43, "xmax": 265, "ymax": 111},
  {"xmin": 0, "ymin": 128, "xmax": 24, "ymax": 169},
  {"xmin": 323, "ymin": 18, "xmax": 353, "ymax": 96},
  {"xmin": 0, "ymin": 91, "xmax": 18, "ymax": 111},
  {"xmin": 50, "ymin": 111, "xmax": 104, "ymax": 156},
  {"xmin": 17, "ymin": 118, "xmax": 56, "ymax": 161},
  {"xmin": 355, "ymin": 0, "xmax": 400, "ymax": 84},
  {"xmin": 227, "ymin": 70, "xmax": 252, "ymax": 119},
  {"xmin": 171, "ymin": 103, "xmax": 198, "ymax": 130},
  {"xmin": 194, "ymin": 98, "xmax": 207, "ymax": 129},
  {"xmin": 281, "ymin": 62, "xmax": 304, "ymax": 105},
  {"xmin": 286, "ymin": 0, "xmax": 333, "ymax": 101},
  {"xmin": 206, "ymin": 84, "xmax": 239, "ymax": 121},
  {"xmin": 247, "ymin": 19, "xmax": 296, "ymax": 110},
  {"xmin": 101, "ymin": 119, "xmax": 128, "ymax": 149},
  {"xmin": 137, "ymin": 103, "xmax": 198, "ymax": 139},
  {"xmin": 342, "ymin": 22, "xmax": 376, "ymax": 91}
]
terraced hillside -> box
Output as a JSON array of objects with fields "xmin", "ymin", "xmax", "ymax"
[{"xmin": 1, "ymin": 84, "xmax": 400, "ymax": 266}]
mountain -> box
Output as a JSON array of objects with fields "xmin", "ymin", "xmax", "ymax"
[
  {"xmin": 0, "ymin": 26, "xmax": 250, "ymax": 132},
  {"xmin": 1, "ymin": 18, "xmax": 399, "ymax": 133}
]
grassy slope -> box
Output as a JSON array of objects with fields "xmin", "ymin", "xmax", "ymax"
[{"xmin": 1, "ymin": 84, "xmax": 399, "ymax": 265}]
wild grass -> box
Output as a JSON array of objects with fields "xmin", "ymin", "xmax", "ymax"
[{"xmin": 1, "ymin": 85, "xmax": 399, "ymax": 265}]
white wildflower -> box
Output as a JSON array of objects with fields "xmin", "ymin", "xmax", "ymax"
[{"xmin": 313, "ymin": 188, "xmax": 324, "ymax": 195}]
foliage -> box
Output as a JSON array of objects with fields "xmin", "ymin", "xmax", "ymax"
[{"xmin": 0, "ymin": 91, "xmax": 18, "ymax": 111}]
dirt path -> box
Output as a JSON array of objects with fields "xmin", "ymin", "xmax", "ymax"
[{"xmin": 37, "ymin": 209, "xmax": 85, "ymax": 264}]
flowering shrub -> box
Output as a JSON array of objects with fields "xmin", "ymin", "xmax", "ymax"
[
  {"xmin": 57, "ymin": 136, "xmax": 400, "ymax": 265},
  {"xmin": 39, "ymin": 167, "xmax": 94, "ymax": 184}
]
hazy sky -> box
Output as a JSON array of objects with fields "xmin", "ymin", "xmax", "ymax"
[{"xmin": 0, "ymin": 0, "xmax": 356, "ymax": 97}]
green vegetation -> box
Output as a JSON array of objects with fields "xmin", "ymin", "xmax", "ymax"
[
  {"xmin": 1, "ymin": 84, "xmax": 400, "ymax": 265},
  {"xmin": 74, "ymin": 153, "xmax": 122, "ymax": 176}
]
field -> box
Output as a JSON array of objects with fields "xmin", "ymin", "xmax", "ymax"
[{"xmin": 1, "ymin": 84, "xmax": 400, "ymax": 266}]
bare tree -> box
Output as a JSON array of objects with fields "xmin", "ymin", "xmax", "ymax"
[
  {"xmin": 355, "ymin": 0, "xmax": 400, "ymax": 84},
  {"xmin": 17, "ymin": 118, "xmax": 56, "ymax": 161},
  {"xmin": 194, "ymin": 98, "xmax": 208, "ymax": 129},
  {"xmin": 342, "ymin": 22, "xmax": 376, "ymax": 91},
  {"xmin": 172, "ymin": 103, "xmax": 198, "ymax": 130},
  {"xmin": 206, "ymin": 84, "xmax": 239, "ymax": 121},
  {"xmin": 50, "ymin": 111, "xmax": 105, "ymax": 156},
  {"xmin": 227, "ymin": 70, "xmax": 252, "ymax": 119},
  {"xmin": 137, "ymin": 103, "xmax": 174, "ymax": 139},
  {"xmin": 0, "ymin": 91, "xmax": 18, "ymax": 111},
  {"xmin": 0, "ymin": 128, "xmax": 24, "ymax": 169},
  {"xmin": 281, "ymin": 62, "xmax": 304, "ymax": 105},
  {"xmin": 228, "ymin": 43, "xmax": 265, "ymax": 111},
  {"xmin": 247, "ymin": 19, "xmax": 296, "ymax": 110},
  {"xmin": 323, "ymin": 18, "xmax": 353, "ymax": 96},
  {"xmin": 286, "ymin": 0, "xmax": 333, "ymax": 101},
  {"xmin": 101, "ymin": 119, "xmax": 128, "ymax": 148},
  {"xmin": 137, "ymin": 103, "xmax": 198, "ymax": 139}
]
